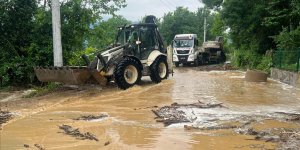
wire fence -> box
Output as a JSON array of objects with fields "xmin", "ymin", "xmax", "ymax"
[{"xmin": 272, "ymin": 48, "xmax": 300, "ymax": 72}]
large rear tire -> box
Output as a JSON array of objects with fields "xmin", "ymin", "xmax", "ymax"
[
  {"xmin": 150, "ymin": 56, "xmax": 169, "ymax": 83},
  {"xmin": 114, "ymin": 57, "xmax": 142, "ymax": 90}
]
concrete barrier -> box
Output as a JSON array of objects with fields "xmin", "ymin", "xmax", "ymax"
[
  {"xmin": 271, "ymin": 68, "xmax": 300, "ymax": 87},
  {"xmin": 245, "ymin": 70, "xmax": 268, "ymax": 82}
]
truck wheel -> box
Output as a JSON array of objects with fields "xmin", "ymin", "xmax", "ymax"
[
  {"xmin": 194, "ymin": 58, "xmax": 199, "ymax": 67},
  {"xmin": 175, "ymin": 62, "xmax": 179, "ymax": 67},
  {"xmin": 114, "ymin": 57, "xmax": 141, "ymax": 90},
  {"xmin": 220, "ymin": 52, "xmax": 226, "ymax": 63},
  {"xmin": 198, "ymin": 55, "xmax": 204, "ymax": 65},
  {"xmin": 150, "ymin": 56, "xmax": 169, "ymax": 83}
]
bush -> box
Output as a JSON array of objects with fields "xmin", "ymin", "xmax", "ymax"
[
  {"xmin": 68, "ymin": 47, "xmax": 97, "ymax": 66},
  {"xmin": 231, "ymin": 48, "xmax": 261, "ymax": 69},
  {"xmin": 231, "ymin": 48, "xmax": 272, "ymax": 72},
  {"xmin": 0, "ymin": 57, "xmax": 36, "ymax": 87},
  {"xmin": 257, "ymin": 55, "xmax": 272, "ymax": 73}
]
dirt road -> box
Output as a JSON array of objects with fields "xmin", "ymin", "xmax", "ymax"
[{"xmin": 1, "ymin": 66, "xmax": 300, "ymax": 150}]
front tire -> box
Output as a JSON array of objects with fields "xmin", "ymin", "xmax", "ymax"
[
  {"xmin": 175, "ymin": 62, "xmax": 179, "ymax": 67},
  {"xmin": 150, "ymin": 56, "xmax": 169, "ymax": 83},
  {"xmin": 114, "ymin": 57, "xmax": 142, "ymax": 90}
]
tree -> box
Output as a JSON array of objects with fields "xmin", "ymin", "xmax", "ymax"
[
  {"xmin": 210, "ymin": 13, "xmax": 225, "ymax": 37},
  {"xmin": 201, "ymin": 0, "xmax": 223, "ymax": 10},
  {"xmin": 0, "ymin": 0, "xmax": 126, "ymax": 86},
  {"xmin": 0, "ymin": 0, "xmax": 37, "ymax": 85},
  {"xmin": 160, "ymin": 7, "xmax": 213, "ymax": 45},
  {"xmin": 87, "ymin": 16, "xmax": 131, "ymax": 50}
]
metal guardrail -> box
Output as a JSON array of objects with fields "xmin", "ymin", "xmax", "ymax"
[{"xmin": 272, "ymin": 48, "xmax": 300, "ymax": 72}]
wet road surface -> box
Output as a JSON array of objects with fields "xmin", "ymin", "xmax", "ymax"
[{"xmin": 1, "ymin": 67, "xmax": 300, "ymax": 149}]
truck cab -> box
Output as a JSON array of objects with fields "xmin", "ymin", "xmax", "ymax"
[{"xmin": 172, "ymin": 34, "xmax": 200, "ymax": 67}]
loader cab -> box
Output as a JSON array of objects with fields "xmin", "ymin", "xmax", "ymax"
[{"xmin": 116, "ymin": 24, "xmax": 165, "ymax": 60}]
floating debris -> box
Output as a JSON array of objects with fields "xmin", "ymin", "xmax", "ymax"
[
  {"xmin": 134, "ymin": 106, "xmax": 158, "ymax": 110},
  {"xmin": 58, "ymin": 125, "xmax": 99, "ymax": 141},
  {"xmin": 184, "ymin": 124, "xmax": 238, "ymax": 130},
  {"xmin": 23, "ymin": 144, "xmax": 30, "ymax": 148},
  {"xmin": 73, "ymin": 114, "xmax": 108, "ymax": 121},
  {"xmin": 152, "ymin": 101, "xmax": 226, "ymax": 126},
  {"xmin": 104, "ymin": 141, "xmax": 110, "ymax": 146},
  {"xmin": 237, "ymin": 127, "xmax": 300, "ymax": 149},
  {"xmin": 169, "ymin": 101, "xmax": 226, "ymax": 109},
  {"xmin": 34, "ymin": 144, "xmax": 45, "ymax": 150},
  {"xmin": 275, "ymin": 112, "xmax": 300, "ymax": 122},
  {"xmin": 152, "ymin": 106, "xmax": 191, "ymax": 126}
]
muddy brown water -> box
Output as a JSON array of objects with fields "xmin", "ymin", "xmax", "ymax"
[{"xmin": 1, "ymin": 67, "xmax": 300, "ymax": 149}]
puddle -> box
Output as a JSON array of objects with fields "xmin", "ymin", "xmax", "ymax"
[{"xmin": 1, "ymin": 67, "xmax": 300, "ymax": 149}]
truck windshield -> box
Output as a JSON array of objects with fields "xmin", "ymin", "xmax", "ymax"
[{"xmin": 173, "ymin": 40, "xmax": 193, "ymax": 48}]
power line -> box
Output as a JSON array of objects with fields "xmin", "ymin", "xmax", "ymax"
[
  {"xmin": 164, "ymin": 0, "xmax": 179, "ymax": 8},
  {"xmin": 158, "ymin": 0, "xmax": 174, "ymax": 10}
]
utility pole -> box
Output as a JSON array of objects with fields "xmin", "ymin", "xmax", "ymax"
[
  {"xmin": 204, "ymin": 17, "xmax": 206, "ymax": 42},
  {"xmin": 52, "ymin": 0, "xmax": 63, "ymax": 67}
]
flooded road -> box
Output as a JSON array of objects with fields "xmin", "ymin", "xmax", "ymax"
[{"xmin": 1, "ymin": 67, "xmax": 300, "ymax": 149}]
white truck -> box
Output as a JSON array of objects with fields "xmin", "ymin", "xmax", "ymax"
[
  {"xmin": 172, "ymin": 34, "xmax": 200, "ymax": 67},
  {"xmin": 172, "ymin": 35, "xmax": 226, "ymax": 67}
]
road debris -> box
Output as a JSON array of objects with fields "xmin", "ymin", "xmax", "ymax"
[
  {"xmin": 134, "ymin": 106, "xmax": 158, "ymax": 110},
  {"xmin": 104, "ymin": 141, "xmax": 110, "ymax": 146},
  {"xmin": 23, "ymin": 144, "xmax": 30, "ymax": 148},
  {"xmin": 170, "ymin": 101, "xmax": 225, "ymax": 109},
  {"xmin": 73, "ymin": 114, "xmax": 108, "ymax": 121},
  {"xmin": 184, "ymin": 124, "xmax": 238, "ymax": 130},
  {"xmin": 275, "ymin": 112, "xmax": 300, "ymax": 122},
  {"xmin": 34, "ymin": 144, "xmax": 45, "ymax": 150},
  {"xmin": 0, "ymin": 111, "xmax": 12, "ymax": 127},
  {"xmin": 58, "ymin": 125, "xmax": 99, "ymax": 141},
  {"xmin": 238, "ymin": 127, "xmax": 300, "ymax": 149},
  {"xmin": 152, "ymin": 101, "xmax": 225, "ymax": 126}
]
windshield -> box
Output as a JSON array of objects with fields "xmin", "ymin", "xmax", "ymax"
[
  {"xmin": 116, "ymin": 28, "xmax": 132, "ymax": 45},
  {"xmin": 173, "ymin": 39, "xmax": 193, "ymax": 48}
]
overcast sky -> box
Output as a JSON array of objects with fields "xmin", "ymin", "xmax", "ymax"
[{"xmin": 106, "ymin": 0, "xmax": 204, "ymax": 21}]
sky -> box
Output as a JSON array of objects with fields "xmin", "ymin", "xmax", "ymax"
[{"xmin": 105, "ymin": 0, "xmax": 204, "ymax": 22}]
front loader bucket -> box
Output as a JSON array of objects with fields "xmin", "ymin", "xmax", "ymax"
[{"xmin": 34, "ymin": 66, "xmax": 91, "ymax": 85}]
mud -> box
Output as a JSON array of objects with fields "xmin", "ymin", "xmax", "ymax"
[
  {"xmin": 195, "ymin": 63, "xmax": 236, "ymax": 71},
  {"xmin": 0, "ymin": 66, "xmax": 300, "ymax": 149}
]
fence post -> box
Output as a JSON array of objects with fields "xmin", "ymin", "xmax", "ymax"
[
  {"xmin": 297, "ymin": 48, "xmax": 300, "ymax": 72},
  {"xmin": 279, "ymin": 49, "xmax": 282, "ymax": 68}
]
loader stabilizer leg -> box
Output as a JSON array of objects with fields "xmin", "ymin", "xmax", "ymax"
[{"xmin": 81, "ymin": 54, "xmax": 90, "ymax": 66}]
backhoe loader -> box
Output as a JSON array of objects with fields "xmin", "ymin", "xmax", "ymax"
[{"xmin": 34, "ymin": 16, "xmax": 172, "ymax": 90}]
